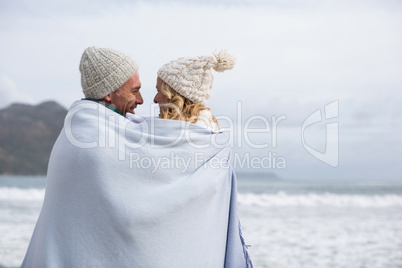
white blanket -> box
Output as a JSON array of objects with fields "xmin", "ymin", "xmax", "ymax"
[{"xmin": 22, "ymin": 100, "xmax": 252, "ymax": 268}]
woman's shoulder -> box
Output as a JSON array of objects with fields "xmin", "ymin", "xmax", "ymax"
[{"xmin": 196, "ymin": 110, "xmax": 221, "ymax": 134}]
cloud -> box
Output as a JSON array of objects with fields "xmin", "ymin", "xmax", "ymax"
[{"xmin": 0, "ymin": 75, "xmax": 34, "ymax": 109}]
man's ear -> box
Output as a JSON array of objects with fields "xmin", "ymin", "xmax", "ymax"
[{"xmin": 103, "ymin": 94, "xmax": 112, "ymax": 103}]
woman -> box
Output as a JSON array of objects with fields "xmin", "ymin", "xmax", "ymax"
[
  {"xmin": 147, "ymin": 51, "xmax": 253, "ymax": 267},
  {"xmin": 153, "ymin": 50, "xmax": 236, "ymax": 133}
]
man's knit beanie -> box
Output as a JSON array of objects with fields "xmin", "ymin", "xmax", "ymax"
[
  {"xmin": 157, "ymin": 50, "xmax": 236, "ymax": 106},
  {"xmin": 80, "ymin": 46, "xmax": 139, "ymax": 99}
]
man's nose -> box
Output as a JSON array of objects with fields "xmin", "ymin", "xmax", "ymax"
[
  {"xmin": 136, "ymin": 92, "xmax": 144, "ymax": 105},
  {"xmin": 153, "ymin": 95, "xmax": 157, "ymax": 104}
]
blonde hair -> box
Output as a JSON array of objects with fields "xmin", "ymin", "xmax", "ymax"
[{"xmin": 159, "ymin": 81, "xmax": 219, "ymax": 129}]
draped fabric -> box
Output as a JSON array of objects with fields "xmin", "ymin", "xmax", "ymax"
[{"xmin": 22, "ymin": 100, "xmax": 252, "ymax": 268}]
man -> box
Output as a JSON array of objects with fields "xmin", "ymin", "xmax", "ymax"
[
  {"xmin": 80, "ymin": 46, "xmax": 143, "ymax": 116},
  {"xmin": 22, "ymin": 47, "xmax": 151, "ymax": 267}
]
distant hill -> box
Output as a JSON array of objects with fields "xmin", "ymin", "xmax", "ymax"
[{"xmin": 0, "ymin": 101, "xmax": 67, "ymax": 175}]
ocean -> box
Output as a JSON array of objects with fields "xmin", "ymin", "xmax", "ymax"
[{"xmin": 1, "ymin": 175, "xmax": 402, "ymax": 268}]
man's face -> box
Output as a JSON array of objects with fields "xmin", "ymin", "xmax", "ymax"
[
  {"xmin": 107, "ymin": 71, "xmax": 143, "ymax": 116},
  {"xmin": 153, "ymin": 77, "xmax": 169, "ymax": 111}
]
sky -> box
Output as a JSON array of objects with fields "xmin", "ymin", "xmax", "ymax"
[{"xmin": 1, "ymin": 0, "xmax": 401, "ymax": 180}]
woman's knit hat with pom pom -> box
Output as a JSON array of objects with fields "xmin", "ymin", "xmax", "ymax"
[{"xmin": 157, "ymin": 50, "xmax": 236, "ymax": 105}]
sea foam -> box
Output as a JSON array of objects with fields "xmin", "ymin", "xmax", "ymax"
[
  {"xmin": 0, "ymin": 187, "xmax": 45, "ymax": 202},
  {"xmin": 238, "ymin": 192, "xmax": 402, "ymax": 208}
]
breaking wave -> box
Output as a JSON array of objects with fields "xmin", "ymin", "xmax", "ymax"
[
  {"xmin": 238, "ymin": 192, "xmax": 402, "ymax": 208},
  {"xmin": 0, "ymin": 187, "xmax": 45, "ymax": 201}
]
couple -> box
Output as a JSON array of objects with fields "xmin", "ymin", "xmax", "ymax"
[{"xmin": 22, "ymin": 47, "xmax": 252, "ymax": 268}]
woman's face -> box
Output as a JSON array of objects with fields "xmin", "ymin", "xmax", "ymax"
[{"xmin": 154, "ymin": 77, "xmax": 169, "ymax": 108}]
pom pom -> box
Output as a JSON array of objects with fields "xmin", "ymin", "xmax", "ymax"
[{"xmin": 212, "ymin": 50, "xmax": 236, "ymax": 72}]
